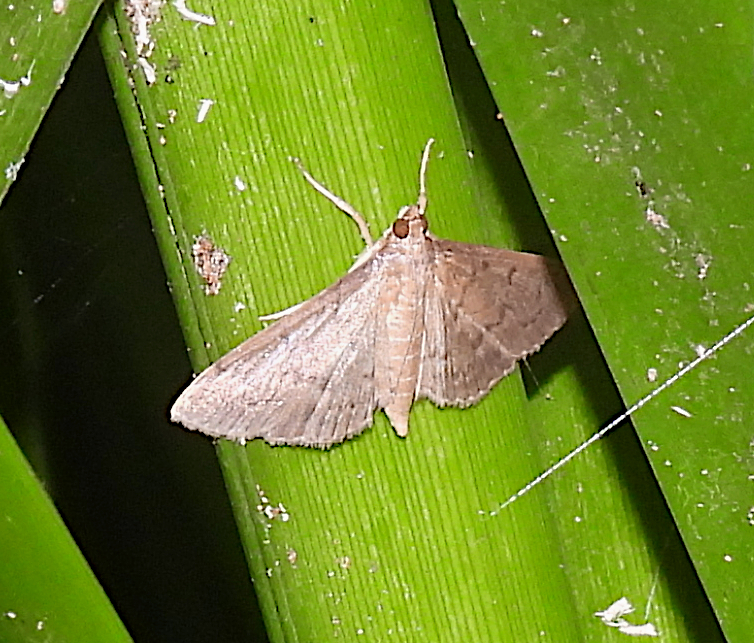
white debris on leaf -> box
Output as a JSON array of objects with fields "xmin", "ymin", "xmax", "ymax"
[
  {"xmin": 136, "ymin": 56, "xmax": 157, "ymax": 85},
  {"xmin": 695, "ymin": 253, "xmax": 712, "ymax": 280},
  {"xmin": 262, "ymin": 503, "xmax": 290, "ymax": 522},
  {"xmin": 670, "ymin": 405, "xmax": 692, "ymax": 418},
  {"xmin": 595, "ymin": 597, "xmax": 659, "ymax": 637},
  {"xmin": 124, "ymin": 0, "xmax": 162, "ymax": 82},
  {"xmin": 5, "ymin": 158, "xmax": 24, "ymax": 181},
  {"xmin": 618, "ymin": 623, "xmax": 660, "ymax": 637},
  {"xmin": 0, "ymin": 61, "xmax": 35, "ymax": 99},
  {"xmin": 255, "ymin": 485, "xmax": 291, "ymax": 525},
  {"xmin": 125, "ymin": 0, "xmax": 162, "ymax": 56},
  {"xmin": 645, "ymin": 202, "xmax": 670, "ymax": 230},
  {"xmin": 196, "ymin": 98, "xmax": 214, "ymax": 123},
  {"xmin": 595, "ymin": 596, "xmax": 632, "ymax": 622},
  {"xmin": 173, "ymin": 0, "xmax": 216, "ymax": 25}
]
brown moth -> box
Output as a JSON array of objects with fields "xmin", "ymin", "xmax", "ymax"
[{"xmin": 171, "ymin": 140, "xmax": 573, "ymax": 448}]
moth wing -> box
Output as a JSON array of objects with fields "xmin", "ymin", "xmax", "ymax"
[
  {"xmin": 171, "ymin": 265, "xmax": 381, "ymax": 448},
  {"xmin": 418, "ymin": 240, "xmax": 573, "ymax": 407}
]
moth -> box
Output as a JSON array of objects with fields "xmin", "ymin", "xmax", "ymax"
[{"xmin": 171, "ymin": 140, "xmax": 573, "ymax": 448}]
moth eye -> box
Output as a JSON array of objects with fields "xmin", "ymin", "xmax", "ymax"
[
  {"xmin": 393, "ymin": 219, "xmax": 410, "ymax": 238},
  {"xmin": 418, "ymin": 214, "xmax": 428, "ymax": 233}
]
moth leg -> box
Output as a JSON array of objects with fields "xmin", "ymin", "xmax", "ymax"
[{"xmin": 290, "ymin": 157, "xmax": 374, "ymax": 247}]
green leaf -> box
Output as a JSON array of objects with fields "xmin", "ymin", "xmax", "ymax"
[
  {"xmin": 101, "ymin": 0, "xmax": 591, "ymax": 639},
  {"xmin": 0, "ymin": 415, "xmax": 132, "ymax": 642},
  {"xmin": 98, "ymin": 0, "xmax": 753, "ymax": 639},
  {"xmin": 1, "ymin": 27, "xmax": 264, "ymax": 639},
  {"xmin": 456, "ymin": 0, "xmax": 754, "ymax": 638},
  {"xmin": 0, "ymin": 0, "xmax": 102, "ymax": 203}
]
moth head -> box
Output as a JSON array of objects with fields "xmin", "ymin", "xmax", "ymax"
[{"xmin": 393, "ymin": 205, "xmax": 428, "ymax": 239}]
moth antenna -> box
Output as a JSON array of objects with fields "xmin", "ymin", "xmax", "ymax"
[
  {"xmin": 417, "ymin": 138, "xmax": 434, "ymax": 215},
  {"xmin": 491, "ymin": 311, "xmax": 754, "ymax": 513},
  {"xmin": 290, "ymin": 156, "xmax": 374, "ymax": 247}
]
